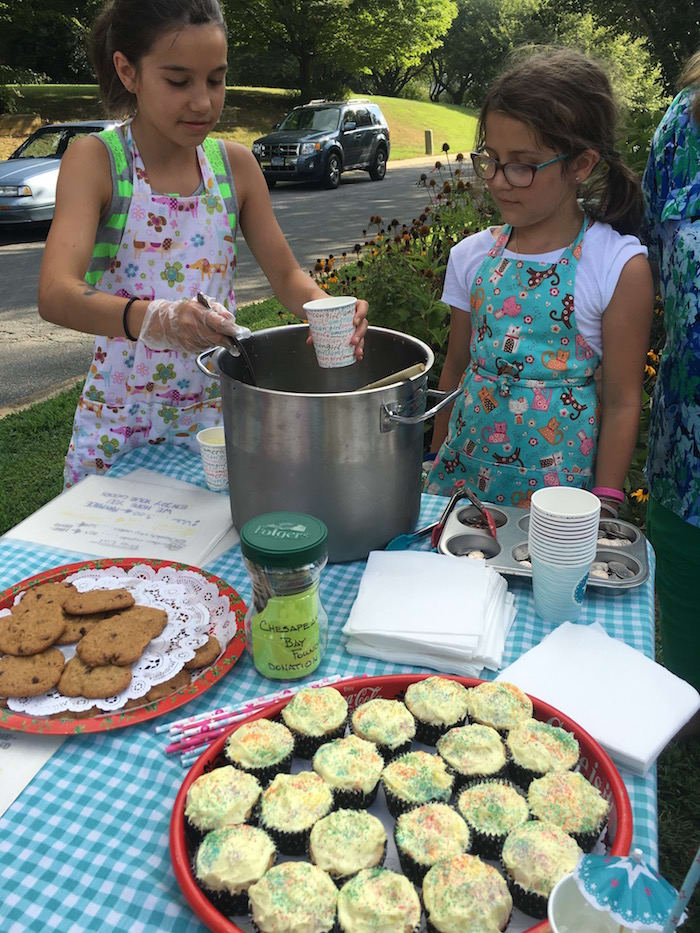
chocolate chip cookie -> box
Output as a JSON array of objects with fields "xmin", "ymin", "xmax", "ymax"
[
  {"xmin": 58, "ymin": 656, "xmax": 132, "ymax": 699},
  {"xmin": 75, "ymin": 606, "xmax": 168, "ymax": 667},
  {"xmin": 0, "ymin": 647, "xmax": 65, "ymax": 697},
  {"xmin": 63, "ymin": 587, "xmax": 135, "ymax": 616},
  {"xmin": 183, "ymin": 635, "xmax": 221, "ymax": 670}
]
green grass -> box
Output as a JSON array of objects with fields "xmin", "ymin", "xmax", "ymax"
[{"xmin": 6, "ymin": 83, "xmax": 478, "ymax": 160}]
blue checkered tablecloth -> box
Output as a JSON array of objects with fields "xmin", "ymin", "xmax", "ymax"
[{"xmin": 0, "ymin": 445, "xmax": 658, "ymax": 932}]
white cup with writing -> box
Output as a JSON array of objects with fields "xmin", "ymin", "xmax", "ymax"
[
  {"xmin": 196, "ymin": 426, "xmax": 228, "ymax": 491},
  {"xmin": 303, "ymin": 295, "xmax": 357, "ymax": 368}
]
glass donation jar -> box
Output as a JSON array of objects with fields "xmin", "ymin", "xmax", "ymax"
[{"xmin": 240, "ymin": 511, "xmax": 329, "ymax": 680}]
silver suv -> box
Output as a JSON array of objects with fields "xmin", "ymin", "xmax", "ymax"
[{"xmin": 252, "ymin": 99, "xmax": 390, "ymax": 189}]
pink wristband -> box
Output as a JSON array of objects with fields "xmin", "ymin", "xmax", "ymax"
[{"xmin": 592, "ymin": 486, "xmax": 625, "ymax": 503}]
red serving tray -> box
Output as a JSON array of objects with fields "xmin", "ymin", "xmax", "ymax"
[{"xmin": 170, "ymin": 674, "xmax": 633, "ymax": 933}]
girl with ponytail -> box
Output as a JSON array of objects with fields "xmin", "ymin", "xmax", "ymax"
[{"xmin": 426, "ymin": 47, "xmax": 653, "ymax": 517}]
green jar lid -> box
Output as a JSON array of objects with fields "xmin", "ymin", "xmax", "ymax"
[{"xmin": 240, "ymin": 512, "xmax": 328, "ymax": 568}]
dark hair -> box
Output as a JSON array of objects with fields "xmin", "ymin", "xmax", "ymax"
[
  {"xmin": 89, "ymin": 0, "xmax": 226, "ymax": 116},
  {"xmin": 476, "ymin": 47, "xmax": 644, "ymax": 236},
  {"xmin": 678, "ymin": 49, "xmax": 700, "ymax": 123}
]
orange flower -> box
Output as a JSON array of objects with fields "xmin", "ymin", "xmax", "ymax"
[
  {"xmin": 645, "ymin": 364, "xmax": 656, "ymax": 377},
  {"xmin": 630, "ymin": 488, "xmax": 649, "ymax": 503}
]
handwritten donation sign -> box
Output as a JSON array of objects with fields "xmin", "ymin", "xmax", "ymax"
[{"xmin": 5, "ymin": 473, "xmax": 234, "ymax": 566}]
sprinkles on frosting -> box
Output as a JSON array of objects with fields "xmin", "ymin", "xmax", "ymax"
[
  {"xmin": 404, "ymin": 676, "xmax": 470, "ymax": 726},
  {"xmin": 527, "ymin": 771, "xmax": 610, "ymax": 833},
  {"xmin": 457, "ymin": 781, "xmax": 530, "ymax": 836},
  {"xmin": 310, "ymin": 809, "xmax": 386, "ymax": 877},
  {"xmin": 351, "ymin": 698, "xmax": 416, "ymax": 749},
  {"xmin": 337, "ymin": 867, "xmax": 421, "ymax": 930},
  {"xmin": 248, "ymin": 861, "xmax": 338, "ymax": 932},
  {"xmin": 423, "ymin": 853, "xmax": 512, "ymax": 932},
  {"xmin": 225, "ymin": 718, "xmax": 294, "ymax": 768},
  {"xmin": 467, "ymin": 682, "xmax": 533, "ymax": 730},
  {"xmin": 185, "ymin": 765, "xmax": 261, "ymax": 831},
  {"xmin": 195, "ymin": 824, "xmax": 275, "ymax": 893},
  {"xmin": 312, "ymin": 734, "xmax": 384, "ymax": 794},
  {"xmin": 437, "ymin": 724, "xmax": 506, "ymax": 776},
  {"xmin": 382, "ymin": 751, "xmax": 454, "ymax": 803},
  {"xmin": 260, "ymin": 770, "xmax": 333, "ymax": 832},
  {"xmin": 502, "ymin": 820, "xmax": 582, "ymax": 896},
  {"xmin": 395, "ymin": 803, "xmax": 470, "ymax": 866},
  {"xmin": 281, "ymin": 687, "xmax": 348, "ymax": 737},
  {"xmin": 507, "ymin": 719, "xmax": 579, "ymax": 773}
]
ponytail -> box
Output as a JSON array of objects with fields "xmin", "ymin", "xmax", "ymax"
[{"xmin": 583, "ymin": 151, "xmax": 644, "ymax": 236}]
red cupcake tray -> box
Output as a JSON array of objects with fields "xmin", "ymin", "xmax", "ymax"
[{"xmin": 170, "ymin": 674, "xmax": 633, "ymax": 933}]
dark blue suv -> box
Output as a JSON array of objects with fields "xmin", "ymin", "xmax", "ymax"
[{"xmin": 252, "ymin": 99, "xmax": 390, "ymax": 189}]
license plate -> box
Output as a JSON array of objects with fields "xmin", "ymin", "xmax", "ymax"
[{"xmin": 271, "ymin": 156, "xmax": 285, "ymax": 167}]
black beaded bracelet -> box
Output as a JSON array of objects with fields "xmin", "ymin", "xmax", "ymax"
[{"xmin": 123, "ymin": 296, "xmax": 139, "ymax": 341}]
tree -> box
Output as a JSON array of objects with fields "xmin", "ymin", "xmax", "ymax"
[
  {"xmin": 352, "ymin": 0, "xmax": 458, "ymax": 96},
  {"xmin": 555, "ymin": 0, "xmax": 700, "ymax": 90},
  {"xmin": 224, "ymin": 0, "xmax": 356, "ymax": 101}
]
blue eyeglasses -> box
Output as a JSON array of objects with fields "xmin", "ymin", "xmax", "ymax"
[{"xmin": 470, "ymin": 151, "xmax": 569, "ymax": 188}]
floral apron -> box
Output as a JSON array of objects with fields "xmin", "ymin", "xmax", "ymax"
[
  {"xmin": 65, "ymin": 126, "xmax": 236, "ymax": 486},
  {"xmin": 426, "ymin": 217, "xmax": 599, "ymax": 507}
]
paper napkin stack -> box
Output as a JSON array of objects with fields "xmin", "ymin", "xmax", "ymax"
[
  {"xmin": 497, "ymin": 622, "xmax": 700, "ymax": 775},
  {"xmin": 343, "ymin": 551, "xmax": 517, "ymax": 677}
]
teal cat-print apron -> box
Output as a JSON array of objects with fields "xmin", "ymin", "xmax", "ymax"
[{"xmin": 426, "ymin": 217, "xmax": 599, "ymax": 507}]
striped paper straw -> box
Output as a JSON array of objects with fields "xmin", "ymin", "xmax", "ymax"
[{"xmin": 155, "ymin": 705, "xmax": 232, "ymax": 735}]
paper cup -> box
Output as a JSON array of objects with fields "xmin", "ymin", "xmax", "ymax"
[
  {"xmin": 531, "ymin": 554, "xmax": 594, "ymax": 622},
  {"xmin": 531, "ymin": 486, "xmax": 601, "ymax": 521},
  {"xmin": 548, "ymin": 873, "xmax": 620, "ymax": 932},
  {"xmin": 196, "ymin": 426, "xmax": 228, "ymax": 491},
  {"xmin": 303, "ymin": 295, "xmax": 357, "ymax": 368}
]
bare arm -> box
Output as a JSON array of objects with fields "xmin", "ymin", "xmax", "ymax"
[
  {"xmin": 594, "ymin": 254, "xmax": 654, "ymax": 492},
  {"xmin": 226, "ymin": 142, "xmax": 368, "ymax": 355},
  {"xmin": 37, "ymin": 137, "xmax": 151, "ymax": 337},
  {"xmin": 430, "ymin": 306, "xmax": 472, "ymax": 452}
]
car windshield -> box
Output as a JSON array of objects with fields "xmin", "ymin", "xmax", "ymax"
[
  {"xmin": 279, "ymin": 107, "xmax": 340, "ymax": 132},
  {"xmin": 11, "ymin": 128, "xmax": 99, "ymax": 159}
]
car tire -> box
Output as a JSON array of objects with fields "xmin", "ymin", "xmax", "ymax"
[
  {"xmin": 265, "ymin": 177, "xmax": 276, "ymax": 189},
  {"xmin": 323, "ymin": 153, "xmax": 341, "ymax": 189},
  {"xmin": 369, "ymin": 147, "xmax": 387, "ymax": 181}
]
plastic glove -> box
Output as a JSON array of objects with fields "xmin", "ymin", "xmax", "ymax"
[{"xmin": 140, "ymin": 297, "xmax": 251, "ymax": 353}]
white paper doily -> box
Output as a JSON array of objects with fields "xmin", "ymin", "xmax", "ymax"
[{"xmin": 2, "ymin": 564, "xmax": 237, "ymax": 715}]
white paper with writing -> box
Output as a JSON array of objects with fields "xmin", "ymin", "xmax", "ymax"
[
  {"xmin": 0, "ymin": 730, "xmax": 67, "ymax": 818},
  {"xmin": 4, "ymin": 473, "xmax": 234, "ymax": 565}
]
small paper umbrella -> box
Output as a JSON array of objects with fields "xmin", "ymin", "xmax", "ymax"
[
  {"xmin": 661, "ymin": 843, "xmax": 699, "ymax": 931},
  {"xmin": 574, "ymin": 849, "xmax": 687, "ymax": 931}
]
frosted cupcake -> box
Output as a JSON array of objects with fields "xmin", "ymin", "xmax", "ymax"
[
  {"xmin": 350, "ymin": 698, "xmax": 416, "ymax": 762},
  {"xmin": 224, "ymin": 718, "xmax": 294, "ymax": 785},
  {"xmin": 313, "ymin": 734, "xmax": 384, "ymax": 809},
  {"xmin": 437, "ymin": 723, "xmax": 508, "ymax": 789},
  {"xmin": 501, "ymin": 820, "xmax": 582, "ymax": 919},
  {"xmin": 506, "ymin": 719, "xmax": 580, "ymax": 787},
  {"xmin": 248, "ymin": 861, "xmax": 338, "ymax": 933},
  {"xmin": 422, "ymin": 853, "xmax": 512, "ymax": 933},
  {"xmin": 309, "ymin": 809, "xmax": 387, "ymax": 886},
  {"xmin": 257, "ymin": 770, "xmax": 334, "ymax": 855},
  {"xmin": 281, "ymin": 686, "xmax": 349, "ymax": 757},
  {"xmin": 456, "ymin": 778, "xmax": 530, "ymax": 859},
  {"xmin": 394, "ymin": 803, "xmax": 470, "ymax": 884},
  {"xmin": 184, "ymin": 765, "xmax": 261, "ymax": 845},
  {"xmin": 193, "ymin": 824, "xmax": 276, "ymax": 915},
  {"xmin": 337, "ymin": 868, "xmax": 421, "ymax": 933},
  {"xmin": 381, "ymin": 750, "xmax": 454, "ymax": 818},
  {"xmin": 403, "ymin": 676, "xmax": 470, "ymax": 745},
  {"xmin": 527, "ymin": 771, "xmax": 610, "ymax": 851},
  {"xmin": 467, "ymin": 682, "xmax": 533, "ymax": 733}
]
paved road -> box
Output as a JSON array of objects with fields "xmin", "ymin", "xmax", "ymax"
[{"xmin": 0, "ymin": 157, "xmax": 440, "ymax": 412}]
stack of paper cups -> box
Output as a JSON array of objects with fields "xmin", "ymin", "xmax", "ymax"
[{"xmin": 528, "ymin": 487, "xmax": 601, "ymax": 623}]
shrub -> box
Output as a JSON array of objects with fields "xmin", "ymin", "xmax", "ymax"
[{"xmin": 0, "ymin": 84, "xmax": 20, "ymax": 116}]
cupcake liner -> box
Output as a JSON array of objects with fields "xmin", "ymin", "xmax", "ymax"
[
  {"xmin": 184, "ymin": 815, "xmax": 207, "ymax": 850},
  {"xmin": 508, "ymin": 753, "xmax": 581, "ymax": 790},
  {"xmin": 376, "ymin": 738, "xmax": 413, "ymax": 763},
  {"xmin": 569, "ymin": 819, "xmax": 607, "ymax": 853},
  {"xmin": 331, "ymin": 782, "xmax": 379, "ymax": 811},
  {"xmin": 226, "ymin": 749, "xmax": 293, "ymax": 787},
  {"xmin": 412, "ymin": 714, "xmax": 468, "ymax": 747},
  {"xmin": 501, "ymin": 867, "xmax": 549, "ymax": 920},
  {"xmin": 382, "ymin": 783, "xmax": 453, "ymax": 820},
  {"xmin": 447, "ymin": 758, "xmax": 510, "ymax": 793},
  {"xmin": 338, "ymin": 918, "xmax": 419, "ymax": 933},
  {"xmin": 290, "ymin": 715, "xmax": 348, "ymax": 759},
  {"xmin": 191, "ymin": 839, "xmax": 277, "ymax": 917},
  {"xmin": 456, "ymin": 778, "xmax": 530, "ymax": 859},
  {"xmin": 256, "ymin": 795, "xmax": 333, "ymax": 856}
]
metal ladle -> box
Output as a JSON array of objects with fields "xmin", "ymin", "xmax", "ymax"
[{"xmin": 196, "ymin": 292, "xmax": 257, "ymax": 386}]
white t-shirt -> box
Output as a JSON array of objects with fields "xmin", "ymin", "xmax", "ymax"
[{"xmin": 441, "ymin": 222, "xmax": 647, "ymax": 357}]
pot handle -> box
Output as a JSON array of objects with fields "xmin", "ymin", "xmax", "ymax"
[
  {"xmin": 381, "ymin": 386, "xmax": 461, "ymax": 429},
  {"xmin": 196, "ymin": 347, "xmax": 220, "ymax": 378}
]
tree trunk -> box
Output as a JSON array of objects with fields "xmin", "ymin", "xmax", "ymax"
[{"xmin": 298, "ymin": 51, "xmax": 315, "ymax": 103}]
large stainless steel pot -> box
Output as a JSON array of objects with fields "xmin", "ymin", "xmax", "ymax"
[{"xmin": 197, "ymin": 324, "xmax": 458, "ymax": 562}]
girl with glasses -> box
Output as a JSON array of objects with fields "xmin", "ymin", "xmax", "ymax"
[{"xmin": 425, "ymin": 48, "xmax": 653, "ymax": 519}]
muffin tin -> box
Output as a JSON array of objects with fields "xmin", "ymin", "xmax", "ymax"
[{"xmin": 436, "ymin": 505, "xmax": 649, "ymax": 591}]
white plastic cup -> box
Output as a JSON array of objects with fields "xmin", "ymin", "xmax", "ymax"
[
  {"xmin": 531, "ymin": 486, "xmax": 601, "ymax": 521},
  {"xmin": 531, "ymin": 554, "xmax": 594, "ymax": 622},
  {"xmin": 303, "ymin": 295, "xmax": 357, "ymax": 368},
  {"xmin": 196, "ymin": 426, "xmax": 228, "ymax": 491},
  {"xmin": 548, "ymin": 873, "xmax": 621, "ymax": 932}
]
